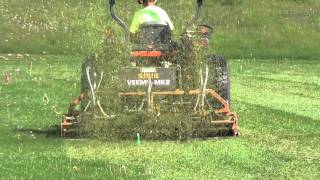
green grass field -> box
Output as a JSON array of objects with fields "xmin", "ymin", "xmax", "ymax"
[
  {"xmin": 1, "ymin": 0, "xmax": 320, "ymax": 179},
  {"xmin": 0, "ymin": 55, "xmax": 319, "ymax": 179}
]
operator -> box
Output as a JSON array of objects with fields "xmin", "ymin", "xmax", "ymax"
[{"xmin": 130, "ymin": 0, "xmax": 174, "ymax": 35}]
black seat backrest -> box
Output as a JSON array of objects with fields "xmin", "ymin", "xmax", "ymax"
[{"xmin": 134, "ymin": 22, "xmax": 172, "ymax": 45}]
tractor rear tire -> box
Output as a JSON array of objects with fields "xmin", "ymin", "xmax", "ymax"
[{"xmin": 208, "ymin": 55, "xmax": 231, "ymax": 104}]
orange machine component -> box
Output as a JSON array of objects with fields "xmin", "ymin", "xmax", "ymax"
[
  {"xmin": 130, "ymin": 51, "xmax": 162, "ymax": 57},
  {"xmin": 119, "ymin": 88, "xmax": 239, "ymax": 136}
]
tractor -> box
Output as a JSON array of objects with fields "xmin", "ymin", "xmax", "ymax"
[{"xmin": 61, "ymin": 0, "xmax": 239, "ymax": 139}]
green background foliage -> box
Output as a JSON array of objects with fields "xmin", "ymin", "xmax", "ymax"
[{"xmin": 1, "ymin": 0, "xmax": 320, "ymax": 59}]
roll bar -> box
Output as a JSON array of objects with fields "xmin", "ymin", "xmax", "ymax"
[
  {"xmin": 109, "ymin": 0, "xmax": 129, "ymax": 34},
  {"xmin": 108, "ymin": 0, "xmax": 203, "ymax": 33},
  {"xmin": 187, "ymin": 0, "xmax": 203, "ymax": 27}
]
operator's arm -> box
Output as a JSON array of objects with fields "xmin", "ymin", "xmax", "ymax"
[
  {"xmin": 160, "ymin": 9, "xmax": 174, "ymax": 31},
  {"xmin": 129, "ymin": 12, "xmax": 140, "ymax": 41},
  {"xmin": 130, "ymin": 12, "xmax": 140, "ymax": 34},
  {"xmin": 164, "ymin": 13, "xmax": 174, "ymax": 31}
]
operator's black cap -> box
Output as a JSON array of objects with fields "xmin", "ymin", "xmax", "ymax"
[{"xmin": 138, "ymin": 0, "xmax": 157, "ymax": 4}]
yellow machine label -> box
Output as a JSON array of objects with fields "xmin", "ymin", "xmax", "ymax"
[{"xmin": 138, "ymin": 72, "xmax": 160, "ymax": 79}]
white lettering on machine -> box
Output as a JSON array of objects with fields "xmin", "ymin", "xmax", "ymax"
[{"xmin": 127, "ymin": 80, "xmax": 171, "ymax": 86}]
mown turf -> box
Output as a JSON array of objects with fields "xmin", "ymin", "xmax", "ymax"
[
  {"xmin": 1, "ymin": 0, "xmax": 319, "ymax": 179},
  {"xmin": 0, "ymin": 55, "xmax": 319, "ymax": 179}
]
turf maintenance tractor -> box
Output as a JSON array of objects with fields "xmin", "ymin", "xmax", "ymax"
[{"xmin": 61, "ymin": 0, "xmax": 239, "ymax": 139}]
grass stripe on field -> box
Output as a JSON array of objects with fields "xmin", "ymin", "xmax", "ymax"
[{"xmin": 0, "ymin": 55, "xmax": 319, "ymax": 179}]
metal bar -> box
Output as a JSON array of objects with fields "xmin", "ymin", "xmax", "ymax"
[
  {"xmin": 118, "ymin": 88, "xmax": 231, "ymax": 114},
  {"xmin": 186, "ymin": 0, "xmax": 204, "ymax": 27},
  {"xmin": 152, "ymin": 89, "xmax": 185, "ymax": 95},
  {"xmin": 210, "ymin": 120, "xmax": 234, "ymax": 125},
  {"xmin": 119, "ymin": 92, "xmax": 146, "ymax": 96},
  {"xmin": 109, "ymin": 0, "xmax": 129, "ymax": 34}
]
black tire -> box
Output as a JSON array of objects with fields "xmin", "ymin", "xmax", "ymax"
[{"xmin": 208, "ymin": 55, "xmax": 231, "ymax": 104}]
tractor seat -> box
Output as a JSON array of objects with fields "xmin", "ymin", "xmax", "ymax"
[{"xmin": 131, "ymin": 22, "xmax": 177, "ymax": 57}]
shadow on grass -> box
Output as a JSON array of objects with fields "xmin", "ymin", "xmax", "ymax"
[
  {"xmin": 235, "ymin": 100, "xmax": 320, "ymax": 137},
  {"xmin": 15, "ymin": 125, "xmax": 63, "ymax": 138},
  {"xmin": 64, "ymin": 157, "xmax": 150, "ymax": 180},
  {"xmin": 1, "ymin": 144, "xmax": 150, "ymax": 180}
]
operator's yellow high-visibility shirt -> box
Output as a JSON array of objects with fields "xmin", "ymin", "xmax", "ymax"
[{"xmin": 130, "ymin": 5, "xmax": 174, "ymax": 33}]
